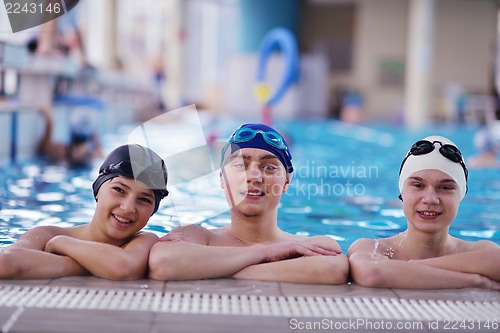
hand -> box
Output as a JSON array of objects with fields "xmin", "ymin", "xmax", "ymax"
[
  {"xmin": 477, "ymin": 274, "xmax": 500, "ymax": 290},
  {"xmin": 44, "ymin": 235, "xmax": 67, "ymax": 254},
  {"xmin": 259, "ymin": 241, "xmax": 340, "ymax": 263},
  {"xmin": 159, "ymin": 232, "xmax": 194, "ymax": 243}
]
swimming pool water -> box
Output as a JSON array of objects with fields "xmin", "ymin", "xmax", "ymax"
[{"xmin": 1, "ymin": 119, "xmax": 499, "ymax": 253}]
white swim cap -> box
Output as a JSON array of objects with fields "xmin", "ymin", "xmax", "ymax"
[{"xmin": 398, "ymin": 135, "xmax": 468, "ymax": 200}]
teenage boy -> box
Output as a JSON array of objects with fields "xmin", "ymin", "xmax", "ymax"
[
  {"xmin": 149, "ymin": 123, "xmax": 348, "ymax": 284},
  {"xmin": 348, "ymin": 136, "xmax": 500, "ymax": 289}
]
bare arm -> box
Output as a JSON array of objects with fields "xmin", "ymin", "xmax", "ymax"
[
  {"xmin": 347, "ymin": 239, "xmax": 500, "ymax": 290},
  {"xmin": 0, "ymin": 248, "xmax": 89, "ymax": 279},
  {"xmin": 233, "ymin": 255, "xmax": 348, "ymax": 284},
  {"xmin": 148, "ymin": 227, "xmax": 341, "ymax": 281},
  {"xmin": 36, "ymin": 106, "xmax": 54, "ymax": 156},
  {"xmin": 36, "ymin": 106, "xmax": 66, "ymax": 161},
  {"xmin": 45, "ymin": 232, "xmax": 159, "ymax": 280},
  {"xmin": 0, "ymin": 226, "xmax": 88, "ymax": 279},
  {"xmin": 233, "ymin": 236, "xmax": 348, "ymax": 284},
  {"xmin": 91, "ymin": 134, "xmax": 103, "ymax": 158},
  {"xmin": 414, "ymin": 242, "xmax": 500, "ymax": 281}
]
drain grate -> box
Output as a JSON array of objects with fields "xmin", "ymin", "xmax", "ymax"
[{"xmin": 0, "ymin": 285, "xmax": 498, "ymax": 321}]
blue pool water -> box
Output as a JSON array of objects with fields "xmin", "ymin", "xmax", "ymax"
[{"xmin": 1, "ymin": 119, "xmax": 499, "ymax": 253}]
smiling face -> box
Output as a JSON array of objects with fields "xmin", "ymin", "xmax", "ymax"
[
  {"xmin": 220, "ymin": 148, "xmax": 289, "ymax": 218},
  {"xmin": 401, "ymin": 169, "xmax": 461, "ymax": 234},
  {"xmin": 93, "ymin": 176, "xmax": 155, "ymax": 243}
]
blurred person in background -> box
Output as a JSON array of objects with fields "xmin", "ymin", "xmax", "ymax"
[
  {"xmin": 37, "ymin": 105, "xmax": 102, "ymax": 168},
  {"xmin": 27, "ymin": 1, "xmax": 88, "ymax": 67},
  {"xmin": 467, "ymin": 110, "xmax": 499, "ymax": 168}
]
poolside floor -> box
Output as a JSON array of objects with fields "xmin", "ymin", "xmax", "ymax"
[{"xmin": 0, "ymin": 277, "xmax": 498, "ymax": 332}]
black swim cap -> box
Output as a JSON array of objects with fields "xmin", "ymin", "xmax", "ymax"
[{"xmin": 92, "ymin": 144, "xmax": 169, "ymax": 215}]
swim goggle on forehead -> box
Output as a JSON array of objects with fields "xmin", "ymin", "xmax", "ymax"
[
  {"xmin": 221, "ymin": 127, "xmax": 291, "ymax": 161},
  {"xmin": 101, "ymin": 161, "xmax": 169, "ymax": 198},
  {"xmin": 399, "ymin": 140, "xmax": 468, "ymax": 181}
]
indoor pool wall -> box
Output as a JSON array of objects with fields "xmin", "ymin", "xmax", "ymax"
[{"xmin": 1, "ymin": 117, "xmax": 498, "ymax": 253}]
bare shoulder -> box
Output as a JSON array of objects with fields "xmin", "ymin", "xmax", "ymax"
[
  {"xmin": 159, "ymin": 224, "xmax": 212, "ymax": 245},
  {"xmin": 302, "ymin": 235, "xmax": 340, "ymax": 247},
  {"xmin": 282, "ymin": 234, "xmax": 342, "ymax": 252},
  {"xmin": 20, "ymin": 225, "xmax": 68, "ymax": 239},
  {"xmin": 122, "ymin": 231, "xmax": 159, "ymax": 250},
  {"xmin": 347, "ymin": 237, "xmax": 390, "ymax": 257},
  {"xmin": 133, "ymin": 231, "xmax": 160, "ymax": 242},
  {"xmin": 464, "ymin": 239, "xmax": 500, "ymax": 251},
  {"xmin": 11, "ymin": 225, "xmax": 69, "ymax": 249}
]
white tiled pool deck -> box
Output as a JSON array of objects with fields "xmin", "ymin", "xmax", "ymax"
[{"xmin": 0, "ymin": 278, "xmax": 498, "ymax": 332}]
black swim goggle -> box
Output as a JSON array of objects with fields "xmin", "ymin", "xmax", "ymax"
[
  {"xmin": 399, "ymin": 140, "xmax": 468, "ymax": 182},
  {"xmin": 101, "ymin": 160, "xmax": 169, "ymax": 198}
]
